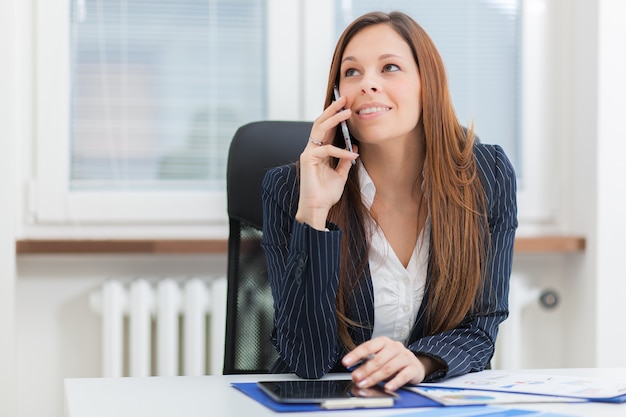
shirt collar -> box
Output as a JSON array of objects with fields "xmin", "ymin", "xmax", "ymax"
[{"xmin": 357, "ymin": 161, "xmax": 376, "ymax": 210}]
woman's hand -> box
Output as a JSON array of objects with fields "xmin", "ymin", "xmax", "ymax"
[
  {"xmin": 296, "ymin": 96, "xmax": 359, "ymax": 230},
  {"xmin": 341, "ymin": 337, "xmax": 444, "ymax": 392}
]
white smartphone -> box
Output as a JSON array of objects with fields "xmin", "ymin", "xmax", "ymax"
[{"xmin": 333, "ymin": 86, "xmax": 356, "ymax": 165}]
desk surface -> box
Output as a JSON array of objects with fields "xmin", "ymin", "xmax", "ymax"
[{"xmin": 65, "ymin": 368, "xmax": 626, "ymax": 417}]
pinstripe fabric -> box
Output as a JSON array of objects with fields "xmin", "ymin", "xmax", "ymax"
[{"xmin": 261, "ymin": 143, "xmax": 517, "ymax": 381}]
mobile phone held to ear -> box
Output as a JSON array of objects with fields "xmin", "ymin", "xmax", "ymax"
[{"xmin": 333, "ymin": 85, "xmax": 356, "ymax": 165}]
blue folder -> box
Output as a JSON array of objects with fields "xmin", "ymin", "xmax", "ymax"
[
  {"xmin": 232, "ymin": 382, "xmax": 583, "ymax": 415},
  {"xmin": 231, "ymin": 381, "xmax": 442, "ymax": 412}
]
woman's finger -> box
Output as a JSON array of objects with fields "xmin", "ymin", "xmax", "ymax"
[
  {"xmin": 302, "ymin": 141, "xmax": 358, "ymax": 165},
  {"xmin": 342, "ymin": 336, "xmax": 383, "ymax": 370},
  {"xmin": 308, "ymin": 98, "xmax": 350, "ymax": 146},
  {"xmin": 335, "ymin": 143, "xmax": 359, "ymax": 176},
  {"xmin": 383, "ymin": 366, "xmax": 418, "ymax": 392},
  {"xmin": 347, "ymin": 338, "xmax": 428, "ymax": 391}
]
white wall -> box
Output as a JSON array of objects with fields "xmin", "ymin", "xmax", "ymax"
[
  {"xmin": 0, "ymin": 0, "xmax": 18, "ymax": 416},
  {"xmin": 16, "ymin": 254, "xmax": 227, "ymax": 417},
  {"xmin": 593, "ymin": 0, "xmax": 626, "ymax": 365},
  {"xmin": 548, "ymin": 0, "xmax": 626, "ymax": 369},
  {"xmin": 499, "ymin": 0, "xmax": 626, "ymax": 371},
  {"xmin": 2, "ymin": 1, "xmax": 626, "ymax": 417},
  {"xmin": 559, "ymin": 0, "xmax": 600, "ymax": 368}
]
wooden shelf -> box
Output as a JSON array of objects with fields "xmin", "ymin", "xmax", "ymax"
[
  {"xmin": 514, "ymin": 235, "xmax": 586, "ymax": 253},
  {"xmin": 15, "ymin": 239, "xmax": 228, "ymax": 255},
  {"xmin": 16, "ymin": 236, "xmax": 585, "ymax": 255}
]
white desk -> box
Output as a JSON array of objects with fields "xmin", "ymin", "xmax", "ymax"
[{"xmin": 65, "ymin": 368, "xmax": 626, "ymax": 417}]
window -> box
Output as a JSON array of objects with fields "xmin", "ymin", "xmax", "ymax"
[
  {"xmin": 69, "ymin": 0, "xmax": 266, "ymax": 192},
  {"xmin": 34, "ymin": 0, "xmax": 298, "ymax": 236},
  {"xmin": 302, "ymin": 0, "xmax": 556, "ymax": 226},
  {"xmin": 31, "ymin": 0, "xmax": 556, "ymax": 238},
  {"xmin": 335, "ymin": 0, "xmax": 521, "ymax": 168}
]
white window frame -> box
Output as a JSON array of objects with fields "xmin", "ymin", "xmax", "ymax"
[
  {"xmin": 516, "ymin": 0, "xmax": 560, "ymax": 229},
  {"xmin": 32, "ymin": 0, "xmax": 301, "ymax": 238},
  {"xmin": 30, "ymin": 0, "xmax": 559, "ymax": 238}
]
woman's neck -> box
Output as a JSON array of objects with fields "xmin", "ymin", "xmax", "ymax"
[{"xmin": 359, "ymin": 134, "xmax": 425, "ymax": 204}]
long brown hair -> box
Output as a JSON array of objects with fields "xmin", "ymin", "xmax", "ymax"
[{"xmin": 322, "ymin": 11, "xmax": 489, "ymax": 350}]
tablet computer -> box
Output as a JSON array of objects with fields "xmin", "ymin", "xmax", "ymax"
[{"xmin": 257, "ymin": 379, "xmax": 397, "ymax": 405}]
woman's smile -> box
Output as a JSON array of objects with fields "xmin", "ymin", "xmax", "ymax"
[{"xmin": 355, "ymin": 103, "xmax": 392, "ymax": 117}]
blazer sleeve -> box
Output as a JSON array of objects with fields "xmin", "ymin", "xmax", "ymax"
[
  {"xmin": 408, "ymin": 144, "xmax": 518, "ymax": 381},
  {"xmin": 261, "ymin": 164, "xmax": 343, "ymax": 379}
]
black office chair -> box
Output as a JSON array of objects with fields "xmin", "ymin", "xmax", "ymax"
[{"xmin": 223, "ymin": 120, "xmax": 312, "ymax": 374}]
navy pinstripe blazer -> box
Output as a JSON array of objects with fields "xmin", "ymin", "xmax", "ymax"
[{"xmin": 261, "ymin": 143, "xmax": 517, "ymax": 381}]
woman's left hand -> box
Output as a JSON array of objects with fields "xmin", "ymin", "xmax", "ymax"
[{"xmin": 341, "ymin": 336, "xmax": 442, "ymax": 392}]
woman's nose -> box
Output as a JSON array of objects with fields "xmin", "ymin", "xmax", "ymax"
[{"xmin": 360, "ymin": 75, "xmax": 380, "ymax": 94}]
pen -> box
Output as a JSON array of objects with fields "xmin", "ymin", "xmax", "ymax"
[{"xmin": 346, "ymin": 353, "xmax": 376, "ymax": 372}]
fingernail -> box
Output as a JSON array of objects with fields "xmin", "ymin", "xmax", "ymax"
[{"xmin": 358, "ymin": 379, "xmax": 368, "ymax": 388}]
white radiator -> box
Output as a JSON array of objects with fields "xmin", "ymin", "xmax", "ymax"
[
  {"xmin": 89, "ymin": 277, "xmax": 227, "ymax": 377},
  {"xmin": 494, "ymin": 274, "xmax": 559, "ymax": 369}
]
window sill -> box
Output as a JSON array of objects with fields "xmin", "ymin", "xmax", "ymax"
[{"xmin": 15, "ymin": 236, "xmax": 585, "ymax": 255}]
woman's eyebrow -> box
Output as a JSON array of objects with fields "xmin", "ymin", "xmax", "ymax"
[
  {"xmin": 341, "ymin": 53, "xmax": 405, "ymax": 64},
  {"xmin": 379, "ymin": 53, "xmax": 404, "ymax": 61}
]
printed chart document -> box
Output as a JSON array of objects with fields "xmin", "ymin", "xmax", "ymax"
[
  {"xmin": 391, "ymin": 406, "xmax": 580, "ymax": 417},
  {"xmin": 405, "ymin": 386, "xmax": 585, "ymax": 406},
  {"xmin": 416, "ymin": 370, "xmax": 626, "ymax": 402}
]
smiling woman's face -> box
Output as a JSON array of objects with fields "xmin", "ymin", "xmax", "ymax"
[{"xmin": 338, "ymin": 23, "xmax": 422, "ymax": 146}]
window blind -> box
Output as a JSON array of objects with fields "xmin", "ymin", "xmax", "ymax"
[
  {"xmin": 69, "ymin": 0, "xmax": 266, "ymax": 191},
  {"xmin": 335, "ymin": 0, "xmax": 521, "ymax": 171}
]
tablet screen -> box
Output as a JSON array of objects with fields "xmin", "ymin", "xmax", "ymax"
[{"xmin": 257, "ymin": 379, "xmax": 397, "ymax": 403}]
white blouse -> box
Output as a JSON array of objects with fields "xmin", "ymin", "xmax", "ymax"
[{"xmin": 357, "ymin": 162, "xmax": 429, "ymax": 345}]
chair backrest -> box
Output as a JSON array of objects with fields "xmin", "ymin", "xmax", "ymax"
[{"xmin": 223, "ymin": 120, "xmax": 312, "ymax": 374}]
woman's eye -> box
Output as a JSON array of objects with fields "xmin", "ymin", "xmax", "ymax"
[
  {"xmin": 383, "ymin": 64, "xmax": 400, "ymax": 72},
  {"xmin": 345, "ymin": 68, "xmax": 360, "ymax": 77}
]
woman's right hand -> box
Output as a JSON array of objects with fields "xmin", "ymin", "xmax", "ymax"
[{"xmin": 295, "ymin": 95, "xmax": 359, "ymax": 230}]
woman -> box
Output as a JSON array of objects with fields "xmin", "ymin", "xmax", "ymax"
[{"xmin": 261, "ymin": 11, "xmax": 517, "ymax": 392}]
